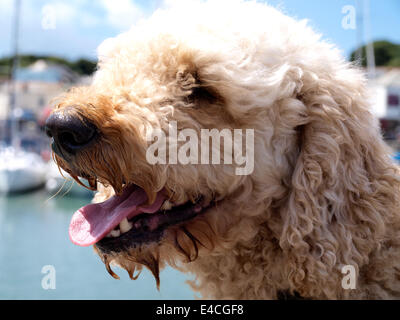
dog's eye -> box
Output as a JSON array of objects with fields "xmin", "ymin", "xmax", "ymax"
[{"xmin": 188, "ymin": 85, "xmax": 222, "ymax": 106}]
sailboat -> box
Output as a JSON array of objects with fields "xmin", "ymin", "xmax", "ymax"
[
  {"xmin": 0, "ymin": 0, "xmax": 46, "ymax": 194},
  {"xmin": 0, "ymin": 147, "xmax": 46, "ymax": 193}
]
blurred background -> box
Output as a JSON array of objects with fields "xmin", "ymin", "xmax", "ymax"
[{"xmin": 0, "ymin": 0, "xmax": 399, "ymax": 299}]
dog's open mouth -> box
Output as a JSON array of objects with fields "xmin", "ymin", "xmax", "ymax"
[{"xmin": 69, "ymin": 184, "xmax": 209, "ymax": 252}]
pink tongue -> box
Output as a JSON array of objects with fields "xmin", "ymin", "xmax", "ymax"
[{"xmin": 69, "ymin": 185, "xmax": 166, "ymax": 247}]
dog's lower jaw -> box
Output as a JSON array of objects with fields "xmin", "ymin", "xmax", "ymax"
[
  {"xmin": 92, "ymin": 201, "xmax": 217, "ymax": 288},
  {"xmin": 93, "ymin": 221, "xmax": 212, "ymax": 290}
]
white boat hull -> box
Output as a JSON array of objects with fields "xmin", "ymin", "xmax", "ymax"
[
  {"xmin": 0, "ymin": 167, "xmax": 45, "ymax": 193},
  {"xmin": 0, "ymin": 148, "xmax": 46, "ymax": 193}
]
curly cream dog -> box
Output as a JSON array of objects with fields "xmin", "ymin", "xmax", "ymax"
[{"xmin": 45, "ymin": 0, "xmax": 400, "ymax": 299}]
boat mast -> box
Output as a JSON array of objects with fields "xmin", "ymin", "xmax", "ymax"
[
  {"xmin": 356, "ymin": 0, "xmax": 375, "ymax": 77},
  {"xmin": 9, "ymin": 0, "xmax": 21, "ymax": 150},
  {"xmin": 355, "ymin": 0, "xmax": 364, "ymax": 65},
  {"xmin": 364, "ymin": 0, "xmax": 376, "ymax": 79}
]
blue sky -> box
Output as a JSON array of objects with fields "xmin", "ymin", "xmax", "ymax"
[{"xmin": 0, "ymin": 0, "xmax": 399, "ymax": 61}]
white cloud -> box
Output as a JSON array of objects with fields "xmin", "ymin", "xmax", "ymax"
[
  {"xmin": 0, "ymin": 0, "xmax": 12, "ymax": 12},
  {"xmin": 51, "ymin": 2, "xmax": 77, "ymax": 22},
  {"xmin": 39, "ymin": 1, "xmax": 102, "ymax": 28},
  {"xmin": 100, "ymin": 0, "xmax": 145, "ymax": 31}
]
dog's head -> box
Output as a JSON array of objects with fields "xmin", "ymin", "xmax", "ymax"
[{"xmin": 45, "ymin": 1, "xmax": 398, "ymax": 295}]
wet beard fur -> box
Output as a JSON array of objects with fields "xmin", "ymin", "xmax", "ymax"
[
  {"xmin": 94, "ymin": 243, "xmax": 162, "ymax": 288},
  {"xmin": 93, "ymin": 223, "xmax": 215, "ymax": 289}
]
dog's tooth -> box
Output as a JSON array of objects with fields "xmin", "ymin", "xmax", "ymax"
[
  {"xmin": 110, "ymin": 229, "xmax": 121, "ymax": 237},
  {"xmin": 119, "ymin": 218, "xmax": 133, "ymax": 233},
  {"xmin": 161, "ymin": 200, "xmax": 174, "ymax": 211}
]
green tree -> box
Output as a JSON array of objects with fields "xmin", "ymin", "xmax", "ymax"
[
  {"xmin": 70, "ymin": 58, "xmax": 97, "ymax": 75},
  {"xmin": 350, "ymin": 40, "xmax": 400, "ymax": 67},
  {"xmin": 0, "ymin": 54, "xmax": 97, "ymax": 77}
]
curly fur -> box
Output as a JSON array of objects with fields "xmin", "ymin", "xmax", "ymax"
[{"xmin": 52, "ymin": 0, "xmax": 400, "ymax": 299}]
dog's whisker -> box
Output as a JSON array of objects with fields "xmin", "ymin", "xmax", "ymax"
[
  {"xmin": 44, "ymin": 178, "xmax": 68, "ymax": 204},
  {"xmin": 59, "ymin": 179, "xmax": 75, "ymax": 198}
]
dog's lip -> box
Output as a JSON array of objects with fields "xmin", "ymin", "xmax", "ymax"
[
  {"xmin": 95, "ymin": 199, "xmax": 208, "ymax": 253},
  {"xmin": 68, "ymin": 184, "xmax": 166, "ymax": 247}
]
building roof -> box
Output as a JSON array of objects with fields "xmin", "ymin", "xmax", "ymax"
[
  {"xmin": 370, "ymin": 67, "xmax": 400, "ymax": 87},
  {"xmin": 15, "ymin": 60, "xmax": 78, "ymax": 83}
]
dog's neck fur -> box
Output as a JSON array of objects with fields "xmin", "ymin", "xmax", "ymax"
[
  {"xmin": 178, "ymin": 133, "xmax": 400, "ymax": 300},
  {"xmin": 181, "ymin": 207, "xmax": 400, "ymax": 299}
]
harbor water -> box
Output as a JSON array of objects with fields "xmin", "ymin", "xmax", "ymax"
[{"xmin": 0, "ymin": 189, "xmax": 195, "ymax": 299}]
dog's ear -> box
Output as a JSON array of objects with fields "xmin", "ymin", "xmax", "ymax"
[{"xmin": 278, "ymin": 68, "xmax": 400, "ymax": 298}]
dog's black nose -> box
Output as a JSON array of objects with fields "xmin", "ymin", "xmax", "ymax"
[{"xmin": 45, "ymin": 110, "xmax": 98, "ymax": 158}]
